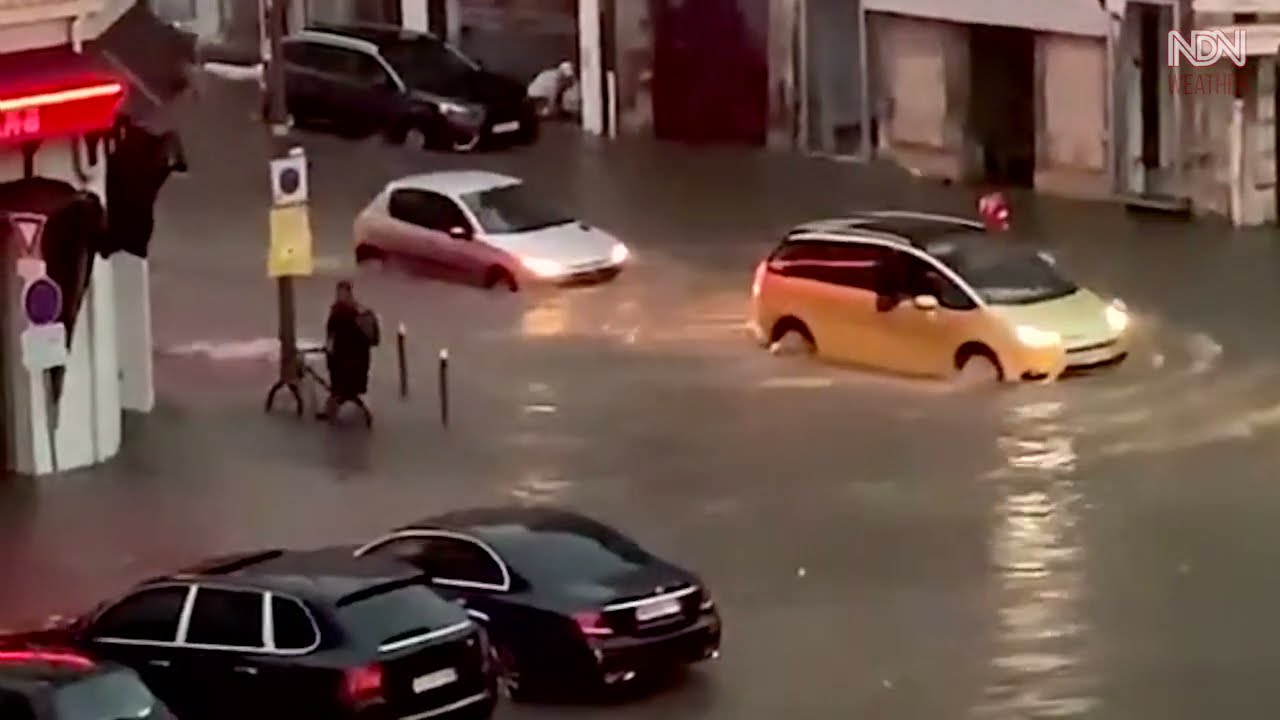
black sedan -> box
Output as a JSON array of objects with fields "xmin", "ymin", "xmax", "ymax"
[
  {"xmin": 348, "ymin": 507, "xmax": 722, "ymax": 699},
  {"xmin": 281, "ymin": 24, "xmax": 538, "ymax": 152},
  {"xmin": 21, "ymin": 549, "xmax": 496, "ymax": 720},
  {"xmin": 0, "ymin": 646, "xmax": 177, "ymax": 719}
]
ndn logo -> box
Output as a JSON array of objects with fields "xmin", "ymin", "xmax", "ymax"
[{"xmin": 1168, "ymin": 29, "xmax": 1247, "ymax": 68}]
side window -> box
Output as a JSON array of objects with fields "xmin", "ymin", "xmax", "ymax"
[
  {"xmin": 282, "ymin": 41, "xmax": 309, "ymax": 66},
  {"xmin": 271, "ymin": 596, "xmax": 319, "ymax": 651},
  {"xmin": 419, "ymin": 538, "xmax": 505, "ymax": 587},
  {"xmin": 184, "ymin": 588, "xmax": 265, "ymax": 649},
  {"xmin": 898, "ymin": 254, "xmax": 976, "ymax": 310},
  {"xmin": 363, "ymin": 536, "xmax": 431, "ymax": 564},
  {"xmin": 91, "ymin": 586, "xmax": 188, "ymax": 642},
  {"xmin": 0, "ymin": 689, "xmax": 35, "ymax": 720},
  {"xmin": 827, "ymin": 243, "xmax": 890, "ymax": 291},
  {"xmin": 766, "ymin": 240, "xmax": 827, "ymax": 281},
  {"xmin": 388, "ymin": 190, "xmax": 469, "ymax": 232}
]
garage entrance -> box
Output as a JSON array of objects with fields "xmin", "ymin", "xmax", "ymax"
[{"xmin": 968, "ymin": 24, "xmax": 1036, "ymax": 186}]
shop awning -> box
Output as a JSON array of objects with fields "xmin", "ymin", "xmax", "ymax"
[
  {"xmin": 89, "ymin": 2, "xmax": 196, "ymax": 129},
  {"xmin": 863, "ymin": 0, "xmax": 1110, "ymax": 37}
]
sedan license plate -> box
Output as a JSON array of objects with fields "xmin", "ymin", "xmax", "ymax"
[
  {"xmin": 636, "ymin": 598, "xmax": 682, "ymax": 622},
  {"xmin": 492, "ymin": 121, "xmax": 520, "ymax": 134},
  {"xmin": 413, "ymin": 668, "xmax": 458, "ymax": 694}
]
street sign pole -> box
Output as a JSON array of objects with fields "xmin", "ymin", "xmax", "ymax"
[{"xmin": 264, "ymin": 0, "xmax": 299, "ymax": 390}]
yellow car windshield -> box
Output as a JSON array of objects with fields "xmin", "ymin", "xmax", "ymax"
[{"xmin": 924, "ymin": 236, "xmax": 1077, "ymax": 306}]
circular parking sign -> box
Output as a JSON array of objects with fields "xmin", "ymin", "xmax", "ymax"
[
  {"xmin": 279, "ymin": 167, "xmax": 301, "ymax": 195},
  {"xmin": 23, "ymin": 276, "xmax": 61, "ymax": 325}
]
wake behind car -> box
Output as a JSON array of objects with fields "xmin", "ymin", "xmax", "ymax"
[
  {"xmin": 749, "ymin": 210, "xmax": 1131, "ymax": 382},
  {"xmin": 354, "ymin": 171, "xmax": 630, "ymax": 290},
  {"xmin": 31, "ymin": 549, "xmax": 495, "ymax": 720},
  {"xmin": 346, "ymin": 507, "xmax": 721, "ymax": 700},
  {"xmin": 0, "ymin": 646, "xmax": 177, "ymax": 719},
  {"xmin": 281, "ymin": 24, "xmax": 537, "ymax": 151}
]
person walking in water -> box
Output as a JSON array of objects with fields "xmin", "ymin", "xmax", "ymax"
[{"xmin": 318, "ymin": 280, "xmax": 379, "ymax": 421}]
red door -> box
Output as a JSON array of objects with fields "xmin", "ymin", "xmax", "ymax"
[{"xmin": 650, "ymin": 0, "xmax": 767, "ymax": 145}]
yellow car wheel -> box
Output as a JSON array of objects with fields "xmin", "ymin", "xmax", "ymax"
[
  {"xmin": 769, "ymin": 317, "xmax": 815, "ymax": 356},
  {"xmin": 953, "ymin": 345, "xmax": 1003, "ymax": 386}
]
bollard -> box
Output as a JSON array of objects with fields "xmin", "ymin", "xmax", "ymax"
[
  {"xmin": 438, "ymin": 348, "xmax": 449, "ymax": 428},
  {"xmin": 396, "ymin": 323, "xmax": 408, "ymax": 399}
]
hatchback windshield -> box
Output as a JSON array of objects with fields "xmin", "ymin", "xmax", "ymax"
[
  {"xmin": 924, "ymin": 236, "xmax": 1077, "ymax": 305},
  {"xmin": 338, "ymin": 583, "xmax": 465, "ymax": 645},
  {"xmin": 488, "ymin": 526, "xmax": 655, "ymax": 585},
  {"xmin": 52, "ymin": 669, "xmax": 169, "ymax": 720},
  {"xmin": 380, "ymin": 38, "xmax": 479, "ymax": 92},
  {"xmin": 461, "ymin": 184, "xmax": 573, "ymax": 233}
]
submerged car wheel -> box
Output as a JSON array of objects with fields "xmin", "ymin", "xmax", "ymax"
[
  {"xmin": 954, "ymin": 346, "xmax": 1003, "ymax": 386},
  {"xmin": 491, "ymin": 641, "xmax": 528, "ymax": 702},
  {"xmin": 769, "ymin": 318, "xmax": 816, "ymax": 356},
  {"xmin": 404, "ymin": 128, "xmax": 428, "ymax": 150},
  {"xmin": 355, "ymin": 244, "xmax": 387, "ymax": 270}
]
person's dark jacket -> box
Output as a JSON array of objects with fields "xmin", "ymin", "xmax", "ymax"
[{"xmin": 326, "ymin": 301, "xmax": 375, "ymax": 398}]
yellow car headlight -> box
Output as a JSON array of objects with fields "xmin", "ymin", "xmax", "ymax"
[
  {"xmin": 1105, "ymin": 300, "xmax": 1129, "ymax": 333},
  {"xmin": 521, "ymin": 257, "xmax": 564, "ymax": 277},
  {"xmin": 1014, "ymin": 324, "xmax": 1062, "ymax": 348}
]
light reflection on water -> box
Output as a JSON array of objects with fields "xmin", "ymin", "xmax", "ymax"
[{"xmin": 973, "ymin": 399, "xmax": 1097, "ymax": 719}]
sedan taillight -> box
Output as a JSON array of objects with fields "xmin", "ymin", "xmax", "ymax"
[{"xmin": 341, "ymin": 663, "xmax": 384, "ymax": 708}]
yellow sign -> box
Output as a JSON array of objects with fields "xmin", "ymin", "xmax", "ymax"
[{"xmin": 267, "ymin": 204, "xmax": 314, "ymax": 277}]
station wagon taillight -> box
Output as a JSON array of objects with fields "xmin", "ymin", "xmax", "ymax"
[{"xmin": 342, "ymin": 663, "xmax": 384, "ymax": 707}]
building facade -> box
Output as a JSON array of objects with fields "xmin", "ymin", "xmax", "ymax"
[{"xmin": 862, "ymin": 0, "xmax": 1112, "ymax": 196}]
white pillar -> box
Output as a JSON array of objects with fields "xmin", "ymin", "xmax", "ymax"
[
  {"xmin": 579, "ymin": 0, "xmax": 605, "ymax": 135},
  {"xmin": 401, "ymin": 0, "xmax": 427, "ymax": 32},
  {"xmin": 113, "ymin": 254, "xmax": 154, "ymax": 413},
  {"xmin": 446, "ymin": 0, "xmax": 461, "ymax": 44}
]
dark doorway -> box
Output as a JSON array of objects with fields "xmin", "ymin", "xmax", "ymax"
[
  {"xmin": 428, "ymin": 0, "xmax": 447, "ymax": 36},
  {"xmin": 968, "ymin": 24, "xmax": 1035, "ymax": 186},
  {"xmin": 1138, "ymin": 4, "xmax": 1162, "ymax": 175},
  {"xmin": 650, "ymin": 0, "xmax": 768, "ymax": 144}
]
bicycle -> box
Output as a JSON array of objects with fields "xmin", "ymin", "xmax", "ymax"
[{"xmin": 264, "ymin": 342, "xmax": 373, "ymax": 428}]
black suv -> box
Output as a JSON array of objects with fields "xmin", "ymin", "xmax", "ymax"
[
  {"xmin": 0, "ymin": 647, "xmax": 176, "ymax": 719},
  {"xmin": 281, "ymin": 24, "xmax": 538, "ymax": 152},
  {"xmin": 33, "ymin": 549, "xmax": 496, "ymax": 720}
]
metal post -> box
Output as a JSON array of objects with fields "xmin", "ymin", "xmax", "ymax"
[
  {"xmin": 857, "ymin": 0, "xmax": 872, "ymax": 160},
  {"xmin": 397, "ymin": 323, "xmax": 408, "ymax": 399},
  {"xmin": 438, "ymin": 348, "xmax": 449, "ymax": 428},
  {"xmin": 264, "ymin": 0, "xmax": 299, "ymax": 390},
  {"xmin": 1173, "ymin": 0, "xmax": 1186, "ymax": 199}
]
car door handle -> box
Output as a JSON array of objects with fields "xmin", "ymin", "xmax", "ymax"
[
  {"xmin": 147, "ymin": 659, "xmax": 171, "ymax": 668},
  {"xmin": 233, "ymin": 666, "xmax": 259, "ymax": 675}
]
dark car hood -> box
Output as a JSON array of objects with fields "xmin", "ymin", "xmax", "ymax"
[{"xmin": 562, "ymin": 561, "xmax": 698, "ymax": 606}]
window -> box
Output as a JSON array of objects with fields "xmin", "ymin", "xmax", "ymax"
[
  {"xmin": 380, "ymin": 38, "xmax": 480, "ymax": 92},
  {"xmin": 338, "ymin": 583, "xmax": 465, "ymax": 646},
  {"xmin": 489, "ymin": 528, "xmax": 653, "ymax": 585},
  {"xmin": 388, "ymin": 189, "xmax": 470, "ymax": 232},
  {"xmin": 91, "ymin": 586, "xmax": 188, "ymax": 643},
  {"xmin": 923, "ymin": 235, "xmax": 1077, "ymax": 305},
  {"xmin": 461, "ymin": 184, "xmax": 573, "ymax": 233},
  {"xmin": 364, "ymin": 536, "xmax": 431, "ymax": 564},
  {"xmin": 271, "ymin": 596, "xmax": 319, "ymax": 651},
  {"xmin": 418, "ymin": 537, "xmax": 506, "ymax": 587},
  {"xmin": 52, "ymin": 669, "xmax": 159, "ymax": 720},
  {"xmin": 891, "ymin": 253, "xmax": 976, "ymax": 310},
  {"xmin": 184, "ymin": 588, "xmax": 265, "ymax": 649},
  {"xmin": 345, "ymin": 50, "xmax": 393, "ymax": 86},
  {"xmin": 770, "ymin": 240, "xmax": 887, "ymax": 289},
  {"xmin": 149, "ymin": 0, "xmax": 196, "ymax": 22}
]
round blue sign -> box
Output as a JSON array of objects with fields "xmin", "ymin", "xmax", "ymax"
[
  {"xmin": 23, "ymin": 277, "xmax": 61, "ymax": 325},
  {"xmin": 279, "ymin": 167, "xmax": 301, "ymax": 195}
]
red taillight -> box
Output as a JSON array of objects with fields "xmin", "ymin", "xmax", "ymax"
[
  {"xmin": 342, "ymin": 663, "xmax": 384, "ymax": 707},
  {"xmin": 573, "ymin": 611, "xmax": 614, "ymax": 637}
]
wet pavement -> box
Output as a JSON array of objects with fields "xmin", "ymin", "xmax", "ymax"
[{"xmin": 5, "ymin": 77, "xmax": 1280, "ymax": 717}]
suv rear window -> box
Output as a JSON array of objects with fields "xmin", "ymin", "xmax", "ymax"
[
  {"xmin": 337, "ymin": 584, "xmax": 465, "ymax": 646},
  {"xmin": 51, "ymin": 669, "xmax": 168, "ymax": 720}
]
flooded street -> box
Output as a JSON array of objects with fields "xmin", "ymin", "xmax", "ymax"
[{"xmin": 4, "ymin": 78, "xmax": 1280, "ymax": 718}]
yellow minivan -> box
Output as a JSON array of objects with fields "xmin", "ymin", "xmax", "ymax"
[{"xmin": 748, "ymin": 211, "xmax": 1130, "ymax": 382}]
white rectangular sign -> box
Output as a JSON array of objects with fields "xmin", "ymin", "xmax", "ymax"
[
  {"xmin": 21, "ymin": 323, "xmax": 67, "ymax": 371},
  {"xmin": 1168, "ymin": 29, "xmax": 1247, "ymax": 67}
]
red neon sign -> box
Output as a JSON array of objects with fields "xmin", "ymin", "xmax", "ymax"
[{"xmin": 0, "ymin": 81, "xmax": 124, "ymax": 145}]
